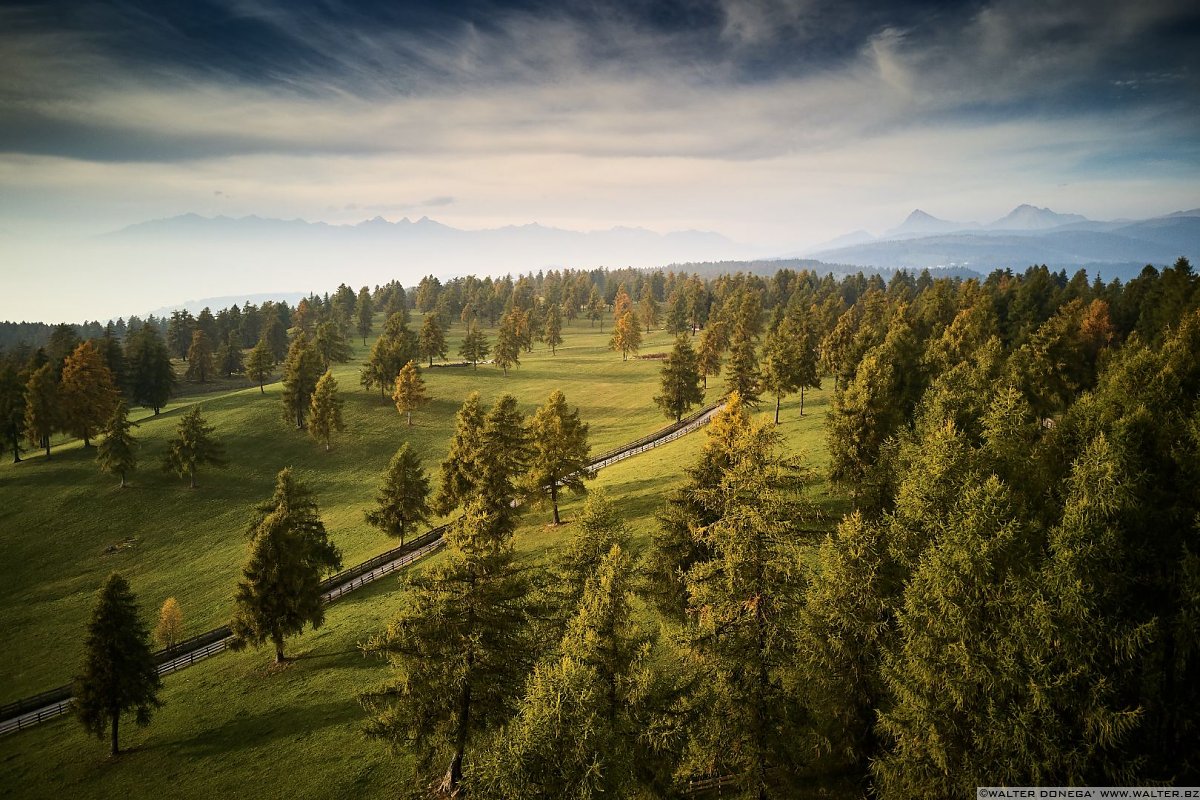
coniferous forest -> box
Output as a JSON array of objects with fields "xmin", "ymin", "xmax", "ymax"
[{"xmin": 2, "ymin": 259, "xmax": 1199, "ymax": 798}]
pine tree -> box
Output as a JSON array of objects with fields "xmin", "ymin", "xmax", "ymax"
[
  {"xmin": 362, "ymin": 498, "xmax": 536, "ymax": 793},
  {"xmin": 355, "ymin": 286, "xmax": 374, "ymax": 344},
  {"xmin": 525, "ymin": 389, "xmax": 592, "ymax": 524},
  {"xmin": 97, "ymin": 401, "xmax": 137, "ymax": 488},
  {"xmin": 24, "ymin": 362, "xmax": 59, "ymax": 458},
  {"xmin": 587, "ymin": 285, "xmax": 605, "ymax": 329},
  {"xmin": 229, "ymin": 469, "xmax": 342, "ymax": 663},
  {"xmin": 494, "ymin": 314, "xmax": 521, "ymax": 375},
  {"xmin": 73, "ymin": 573, "xmax": 162, "ymax": 757},
  {"xmin": 124, "ymin": 325, "xmax": 175, "ymax": 414},
  {"xmin": 360, "ymin": 314, "xmax": 419, "ymax": 397},
  {"xmin": 308, "ymin": 370, "xmax": 345, "ymax": 451},
  {"xmin": 433, "ymin": 392, "xmax": 487, "ymax": 515},
  {"xmin": 459, "ymin": 322, "xmax": 490, "ymax": 370},
  {"xmin": 154, "ymin": 597, "xmax": 183, "ymax": 650},
  {"xmin": 470, "ymin": 545, "xmax": 649, "ymax": 800},
  {"xmin": 392, "ymin": 360, "xmax": 429, "ymax": 426},
  {"xmin": 245, "ymin": 338, "xmax": 276, "ymax": 393},
  {"xmin": 639, "ymin": 282, "xmax": 660, "ymax": 332},
  {"xmin": 215, "ymin": 331, "xmax": 244, "ymax": 376},
  {"xmin": 655, "ymin": 333, "xmax": 705, "ymax": 422},
  {"xmin": 760, "ymin": 325, "xmax": 801, "ymax": 423},
  {"xmin": 61, "ymin": 340, "xmax": 119, "ymax": 447},
  {"xmin": 366, "ymin": 443, "xmax": 432, "ymax": 546},
  {"xmin": 551, "ymin": 489, "xmax": 630, "ymax": 613},
  {"xmin": 419, "ymin": 314, "xmax": 448, "ymax": 367},
  {"xmin": 314, "ymin": 319, "xmax": 352, "ymax": 370},
  {"xmin": 281, "ymin": 330, "xmax": 323, "ymax": 429},
  {"xmin": 697, "ymin": 320, "xmax": 727, "ymax": 389},
  {"xmin": 184, "ymin": 329, "xmax": 216, "ymax": 383},
  {"xmin": 162, "ymin": 405, "xmax": 225, "ymax": 489},
  {"xmin": 609, "ymin": 310, "xmax": 642, "ymax": 361},
  {"xmin": 726, "ymin": 324, "xmax": 760, "ymax": 404},
  {"xmin": 543, "ymin": 303, "xmax": 563, "ymax": 354}
]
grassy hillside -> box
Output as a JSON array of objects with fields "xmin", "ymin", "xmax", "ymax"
[
  {"xmin": 0, "ymin": 365, "xmax": 839, "ymax": 799},
  {"xmin": 0, "ymin": 316, "xmax": 834, "ymax": 702}
]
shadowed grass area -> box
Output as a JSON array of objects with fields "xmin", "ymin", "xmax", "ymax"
[{"xmin": 0, "ymin": 349, "xmax": 840, "ymax": 799}]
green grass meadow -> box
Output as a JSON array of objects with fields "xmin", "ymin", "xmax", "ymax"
[{"xmin": 0, "ymin": 314, "xmax": 839, "ymax": 798}]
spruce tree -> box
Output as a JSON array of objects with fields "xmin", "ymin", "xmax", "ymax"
[
  {"xmin": 355, "ymin": 286, "xmax": 374, "ymax": 344},
  {"xmin": 639, "ymin": 282, "xmax": 660, "ymax": 331},
  {"xmin": 419, "ymin": 314, "xmax": 448, "ymax": 367},
  {"xmin": 314, "ymin": 319, "xmax": 352, "ymax": 369},
  {"xmin": 654, "ymin": 333, "xmax": 705, "ymax": 422},
  {"xmin": 524, "ymin": 389, "xmax": 592, "ymax": 524},
  {"xmin": 726, "ymin": 325, "xmax": 760, "ymax": 404},
  {"xmin": 459, "ymin": 322, "xmax": 490, "ymax": 369},
  {"xmin": 543, "ymin": 303, "xmax": 563, "ymax": 354},
  {"xmin": 282, "ymin": 330, "xmax": 323, "ymax": 429},
  {"xmin": 433, "ymin": 392, "xmax": 487, "ymax": 515},
  {"xmin": 308, "ymin": 370, "xmax": 345, "ymax": 451},
  {"xmin": 61, "ymin": 340, "xmax": 119, "ymax": 447},
  {"xmin": 392, "ymin": 360, "xmax": 429, "ymax": 426},
  {"xmin": 97, "ymin": 401, "xmax": 137, "ymax": 488},
  {"xmin": 697, "ymin": 320, "xmax": 726, "ymax": 389},
  {"xmin": 124, "ymin": 324, "xmax": 175, "ymax": 414},
  {"xmin": 362, "ymin": 498, "xmax": 536, "ymax": 793},
  {"xmin": 245, "ymin": 338, "xmax": 276, "ymax": 393},
  {"xmin": 73, "ymin": 573, "xmax": 162, "ymax": 757},
  {"xmin": 494, "ymin": 315, "xmax": 521, "ymax": 375},
  {"xmin": 366, "ymin": 442, "xmax": 432, "ymax": 546},
  {"xmin": 360, "ymin": 314, "xmax": 418, "ymax": 397},
  {"xmin": 760, "ymin": 325, "xmax": 800, "ymax": 423},
  {"xmin": 184, "ymin": 329, "xmax": 216, "ymax": 383},
  {"xmin": 215, "ymin": 331, "xmax": 244, "ymax": 376},
  {"xmin": 229, "ymin": 468, "xmax": 342, "ymax": 663},
  {"xmin": 23, "ymin": 362, "xmax": 59, "ymax": 458},
  {"xmin": 162, "ymin": 405, "xmax": 225, "ymax": 488}
]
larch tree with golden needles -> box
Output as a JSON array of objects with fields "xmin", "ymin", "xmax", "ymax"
[
  {"xmin": 154, "ymin": 597, "xmax": 184, "ymax": 650},
  {"xmin": 309, "ymin": 370, "xmax": 345, "ymax": 451},
  {"xmin": 392, "ymin": 360, "xmax": 429, "ymax": 426}
]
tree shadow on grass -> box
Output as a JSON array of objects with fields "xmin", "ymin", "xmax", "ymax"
[{"xmin": 171, "ymin": 699, "xmax": 355, "ymax": 758}]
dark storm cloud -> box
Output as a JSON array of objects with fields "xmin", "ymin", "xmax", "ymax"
[{"xmin": 0, "ymin": 0, "xmax": 1197, "ymax": 164}]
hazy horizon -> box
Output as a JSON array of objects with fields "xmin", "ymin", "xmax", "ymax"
[{"xmin": 2, "ymin": 0, "xmax": 1198, "ymax": 321}]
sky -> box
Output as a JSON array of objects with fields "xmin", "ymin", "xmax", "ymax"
[{"xmin": 1, "ymin": 0, "xmax": 1199, "ymax": 321}]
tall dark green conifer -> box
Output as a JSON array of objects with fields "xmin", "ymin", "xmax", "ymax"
[
  {"xmin": 524, "ymin": 390, "xmax": 591, "ymax": 524},
  {"xmin": 229, "ymin": 469, "xmax": 342, "ymax": 663},
  {"xmin": 163, "ymin": 405, "xmax": 225, "ymax": 488},
  {"xmin": 281, "ymin": 330, "xmax": 323, "ymax": 429},
  {"xmin": 97, "ymin": 401, "xmax": 137, "ymax": 488},
  {"xmin": 654, "ymin": 333, "xmax": 705, "ymax": 422},
  {"xmin": 365, "ymin": 443, "xmax": 432, "ymax": 546},
  {"xmin": 73, "ymin": 573, "xmax": 162, "ymax": 756}
]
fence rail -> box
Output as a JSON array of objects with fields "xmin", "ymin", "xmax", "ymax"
[{"xmin": 0, "ymin": 399, "xmax": 724, "ymax": 737}]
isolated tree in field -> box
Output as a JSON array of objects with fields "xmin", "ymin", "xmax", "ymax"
[
  {"xmin": 525, "ymin": 389, "xmax": 592, "ymax": 524},
  {"xmin": 73, "ymin": 573, "xmax": 161, "ymax": 757},
  {"xmin": 24, "ymin": 362, "xmax": 59, "ymax": 458},
  {"xmin": 494, "ymin": 315, "xmax": 521, "ymax": 375},
  {"xmin": 655, "ymin": 333, "xmax": 705, "ymax": 422},
  {"xmin": 97, "ymin": 402, "xmax": 137, "ymax": 488},
  {"xmin": 392, "ymin": 360, "xmax": 429, "ymax": 426},
  {"xmin": 154, "ymin": 597, "xmax": 183, "ymax": 650},
  {"xmin": 609, "ymin": 310, "xmax": 642, "ymax": 361},
  {"xmin": 184, "ymin": 329, "xmax": 216, "ymax": 383},
  {"xmin": 163, "ymin": 405, "xmax": 225, "ymax": 489},
  {"xmin": 433, "ymin": 393, "xmax": 487, "ymax": 515},
  {"xmin": 761, "ymin": 325, "xmax": 802, "ymax": 423},
  {"xmin": 229, "ymin": 468, "xmax": 342, "ymax": 663},
  {"xmin": 366, "ymin": 442, "xmax": 432, "ymax": 546},
  {"xmin": 419, "ymin": 314, "xmax": 448, "ymax": 367},
  {"xmin": 362, "ymin": 498, "xmax": 536, "ymax": 794},
  {"xmin": 543, "ymin": 302, "xmax": 563, "ymax": 354},
  {"xmin": 0, "ymin": 364, "xmax": 25, "ymax": 462},
  {"xmin": 355, "ymin": 286, "xmax": 374, "ymax": 344},
  {"xmin": 282, "ymin": 330, "xmax": 323, "ymax": 429},
  {"xmin": 61, "ymin": 340, "xmax": 119, "ymax": 447},
  {"xmin": 245, "ymin": 338, "xmax": 276, "ymax": 393},
  {"xmin": 459, "ymin": 322, "xmax": 490, "ymax": 370},
  {"xmin": 308, "ymin": 370, "xmax": 345, "ymax": 451},
  {"xmin": 125, "ymin": 325, "xmax": 175, "ymax": 414}
]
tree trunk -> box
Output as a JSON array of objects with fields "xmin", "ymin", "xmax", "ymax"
[
  {"xmin": 551, "ymin": 483, "xmax": 560, "ymax": 525},
  {"xmin": 110, "ymin": 711, "xmax": 119, "ymax": 757},
  {"xmin": 407, "ymin": 410, "xmax": 412, "ymax": 426},
  {"xmin": 429, "ymin": 356, "xmax": 433, "ymax": 368},
  {"xmin": 44, "ymin": 435, "xmax": 50, "ymax": 458},
  {"xmin": 799, "ymin": 386, "xmax": 806, "ymax": 416},
  {"xmin": 774, "ymin": 394, "xmax": 781, "ymax": 424},
  {"xmin": 83, "ymin": 432, "xmax": 91, "ymax": 447},
  {"xmin": 189, "ymin": 469, "xmax": 197, "ymax": 490},
  {"xmin": 10, "ymin": 435, "xmax": 19, "ymax": 463},
  {"xmin": 442, "ymin": 664, "xmax": 473, "ymax": 794},
  {"xmin": 259, "ymin": 382, "xmax": 265, "ymax": 394},
  {"xmin": 119, "ymin": 469, "xmax": 126, "ymax": 489},
  {"xmin": 274, "ymin": 632, "xmax": 286, "ymax": 664}
]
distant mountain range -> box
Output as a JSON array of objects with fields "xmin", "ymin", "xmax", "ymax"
[{"xmin": 802, "ymin": 205, "xmax": 1200, "ymax": 281}]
